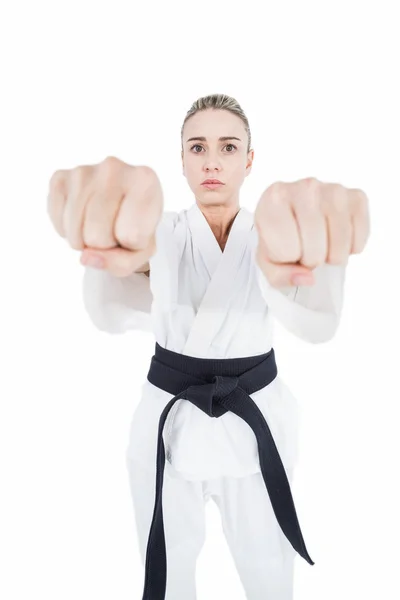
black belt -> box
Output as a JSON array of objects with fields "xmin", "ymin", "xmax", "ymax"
[{"xmin": 141, "ymin": 343, "xmax": 314, "ymax": 600}]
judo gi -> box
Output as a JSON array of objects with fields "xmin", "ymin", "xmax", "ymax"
[{"xmin": 82, "ymin": 203, "xmax": 346, "ymax": 599}]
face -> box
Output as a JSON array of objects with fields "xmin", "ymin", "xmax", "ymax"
[{"xmin": 181, "ymin": 109, "xmax": 254, "ymax": 207}]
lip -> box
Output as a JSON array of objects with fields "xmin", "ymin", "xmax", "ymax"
[
  {"xmin": 202, "ymin": 183, "xmax": 224, "ymax": 190},
  {"xmin": 201, "ymin": 179, "xmax": 224, "ymax": 189}
]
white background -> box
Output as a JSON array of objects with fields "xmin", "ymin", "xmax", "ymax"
[{"xmin": 1, "ymin": 1, "xmax": 399, "ymax": 598}]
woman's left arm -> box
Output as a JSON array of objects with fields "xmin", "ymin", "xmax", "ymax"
[
  {"xmin": 254, "ymin": 177, "xmax": 369, "ymax": 343},
  {"xmin": 255, "ymin": 259, "xmax": 347, "ymax": 343}
]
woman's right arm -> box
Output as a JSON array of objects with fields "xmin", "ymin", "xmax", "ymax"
[
  {"xmin": 81, "ymin": 210, "xmax": 179, "ymax": 334},
  {"xmin": 47, "ymin": 156, "xmax": 167, "ymax": 334},
  {"xmin": 82, "ymin": 267, "xmax": 154, "ymax": 333}
]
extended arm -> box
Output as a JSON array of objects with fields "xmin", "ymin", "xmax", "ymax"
[
  {"xmin": 254, "ymin": 178, "xmax": 369, "ymax": 343},
  {"xmin": 256, "ymin": 260, "xmax": 346, "ymax": 343}
]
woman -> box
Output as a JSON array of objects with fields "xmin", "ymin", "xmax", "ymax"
[{"xmin": 48, "ymin": 93, "xmax": 369, "ymax": 599}]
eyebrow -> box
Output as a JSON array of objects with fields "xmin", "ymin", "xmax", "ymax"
[{"xmin": 186, "ymin": 136, "xmax": 242, "ymax": 143}]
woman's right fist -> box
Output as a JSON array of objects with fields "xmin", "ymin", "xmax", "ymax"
[{"xmin": 47, "ymin": 156, "xmax": 163, "ymax": 277}]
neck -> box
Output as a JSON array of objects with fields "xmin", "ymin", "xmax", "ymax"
[{"xmin": 196, "ymin": 202, "xmax": 240, "ymax": 249}]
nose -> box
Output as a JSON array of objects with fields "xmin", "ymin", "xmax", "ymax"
[
  {"xmin": 203, "ymin": 151, "xmax": 222, "ymax": 173},
  {"xmin": 204, "ymin": 160, "xmax": 221, "ymax": 173}
]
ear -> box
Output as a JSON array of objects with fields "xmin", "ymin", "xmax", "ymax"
[{"xmin": 246, "ymin": 149, "xmax": 254, "ymax": 176}]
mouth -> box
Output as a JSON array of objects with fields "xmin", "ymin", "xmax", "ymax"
[{"xmin": 201, "ymin": 179, "xmax": 224, "ymax": 189}]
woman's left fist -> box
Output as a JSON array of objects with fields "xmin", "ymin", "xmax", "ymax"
[{"xmin": 254, "ymin": 177, "xmax": 370, "ymax": 288}]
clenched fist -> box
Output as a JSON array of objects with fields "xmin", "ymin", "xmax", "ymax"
[
  {"xmin": 47, "ymin": 156, "xmax": 163, "ymax": 277},
  {"xmin": 255, "ymin": 177, "xmax": 370, "ymax": 288}
]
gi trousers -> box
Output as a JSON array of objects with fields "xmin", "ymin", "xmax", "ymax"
[{"xmin": 126, "ymin": 457, "xmax": 297, "ymax": 599}]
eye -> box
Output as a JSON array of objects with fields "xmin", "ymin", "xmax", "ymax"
[{"xmin": 189, "ymin": 143, "xmax": 238, "ymax": 153}]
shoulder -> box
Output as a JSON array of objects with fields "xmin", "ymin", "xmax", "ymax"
[
  {"xmin": 157, "ymin": 210, "xmax": 180, "ymax": 231},
  {"xmin": 156, "ymin": 206, "xmax": 192, "ymax": 238}
]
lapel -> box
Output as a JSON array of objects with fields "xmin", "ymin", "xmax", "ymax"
[{"xmin": 182, "ymin": 203, "xmax": 254, "ymax": 356}]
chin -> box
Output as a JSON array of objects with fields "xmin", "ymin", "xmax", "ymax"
[
  {"xmin": 199, "ymin": 185, "xmax": 227, "ymax": 194},
  {"xmin": 196, "ymin": 194, "xmax": 231, "ymax": 208},
  {"xmin": 200, "ymin": 188, "xmax": 225, "ymax": 198}
]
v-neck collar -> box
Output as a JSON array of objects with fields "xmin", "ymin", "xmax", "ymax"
[
  {"xmin": 186, "ymin": 203, "xmax": 249, "ymax": 274},
  {"xmin": 182, "ymin": 202, "xmax": 254, "ymax": 356},
  {"xmin": 187, "ymin": 203, "xmax": 245, "ymax": 248}
]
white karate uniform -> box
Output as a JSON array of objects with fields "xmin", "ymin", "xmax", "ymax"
[{"xmin": 82, "ymin": 203, "xmax": 346, "ymax": 599}]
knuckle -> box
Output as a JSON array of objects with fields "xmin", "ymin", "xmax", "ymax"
[
  {"xmin": 83, "ymin": 225, "xmax": 110, "ymax": 249},
  {"xmin": 298, "ymin": 178, "xmax": 320, "ymax": 202},
  {"xmin": 351, "ymin": 188, "xmax": 369, "ymax": 207},
  {"xmin": 84, "ymin": 233, "xmax": 103, "ymax": 248},
  {"xmin": 296, "ymin": 193, "xmax": 319, "ymax": 210},
  {"xmin": 102, "ymin": 155, "xmax": 122, "ymax": 169},
  {"xmin": 331, "ymin": 195, "xmax": 347, "ymax": 212},
  {"xmin": 116, "ymin": 225, "xmax": 149, "ymax": 250},
  {"xmin": 266, "ymin": 183, "xmax": 285, "ymax": 206},
  {"xmin": 269, "ymin": 180, "xmax": 284, "ymax": 191},
  {"xmin": 327, "ymin": 251, "xmax": 347, "ymax": 265},
  {"xmin": 49, "ymin": 169, "xmax": 67, "ymax": 194},
  {"xmin": 302, "ymin": 254, "xmax": 325, "ymax": 269},
  {"xmin": 138, "ymin": 164, "xmax": 157, "ymax": 179},
  {"xmin": 353, "ymin": 187, "xmax": 367, "ymax": 199},
  {"xmin": 351, "ymin": 242, "xmax": 363, "ymax": 255},
  {"xmin": 325, "ymin": 185, "xmax": 347, "ymax": 212},
  {"xmin": 69, "ymin": 239, "xmax": 85, "ymax": 251},
  {"xmin": 271, "ymin": 181, "xmax": 285, "ymax": 194},
  {"xmin": 71, "ymin": 165, "xmax": 90, "ymax": 187},
  {"xmin": 136, "ymin": 165, "xmax": 160, "ymax": 190},
  {"xmin": 303, "ymin": 177, "xmax": 319, "ymax": 188},
  {"xmin": 114, "ymin": 229, "xmax": 133, "ymax": 248},
  {"xmin": 299, "ymin": 178, "xmax": 321, "ymax": 202},
  {"xmin": 99, "ymin": 156, "xmax": 124, "ymax": 182}
]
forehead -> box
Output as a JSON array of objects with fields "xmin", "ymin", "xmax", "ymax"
[{"xmin": 184, "ymin": 109, "xmax": 245, "ymax": 140}]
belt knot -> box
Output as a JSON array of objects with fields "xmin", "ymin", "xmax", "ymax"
[{"xmin": 186, "ymin": 375, "xmax": 239, "ymax": 417}]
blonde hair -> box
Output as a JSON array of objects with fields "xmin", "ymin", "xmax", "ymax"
[{"xmin": 181, "ymin": 93, "xmax": 252, "ymax": 153}]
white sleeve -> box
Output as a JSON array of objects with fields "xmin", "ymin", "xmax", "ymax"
[
  {"xmin": 256, "ymin": 262, "xmax": 347, "ymax": 343},
  {"xmin": 81, "ymin": 211, "xmax": 179, "ymax": 334},
  {"xmin": 82, "ymin": 268, "xmax": 153, "ymax": 333}
]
